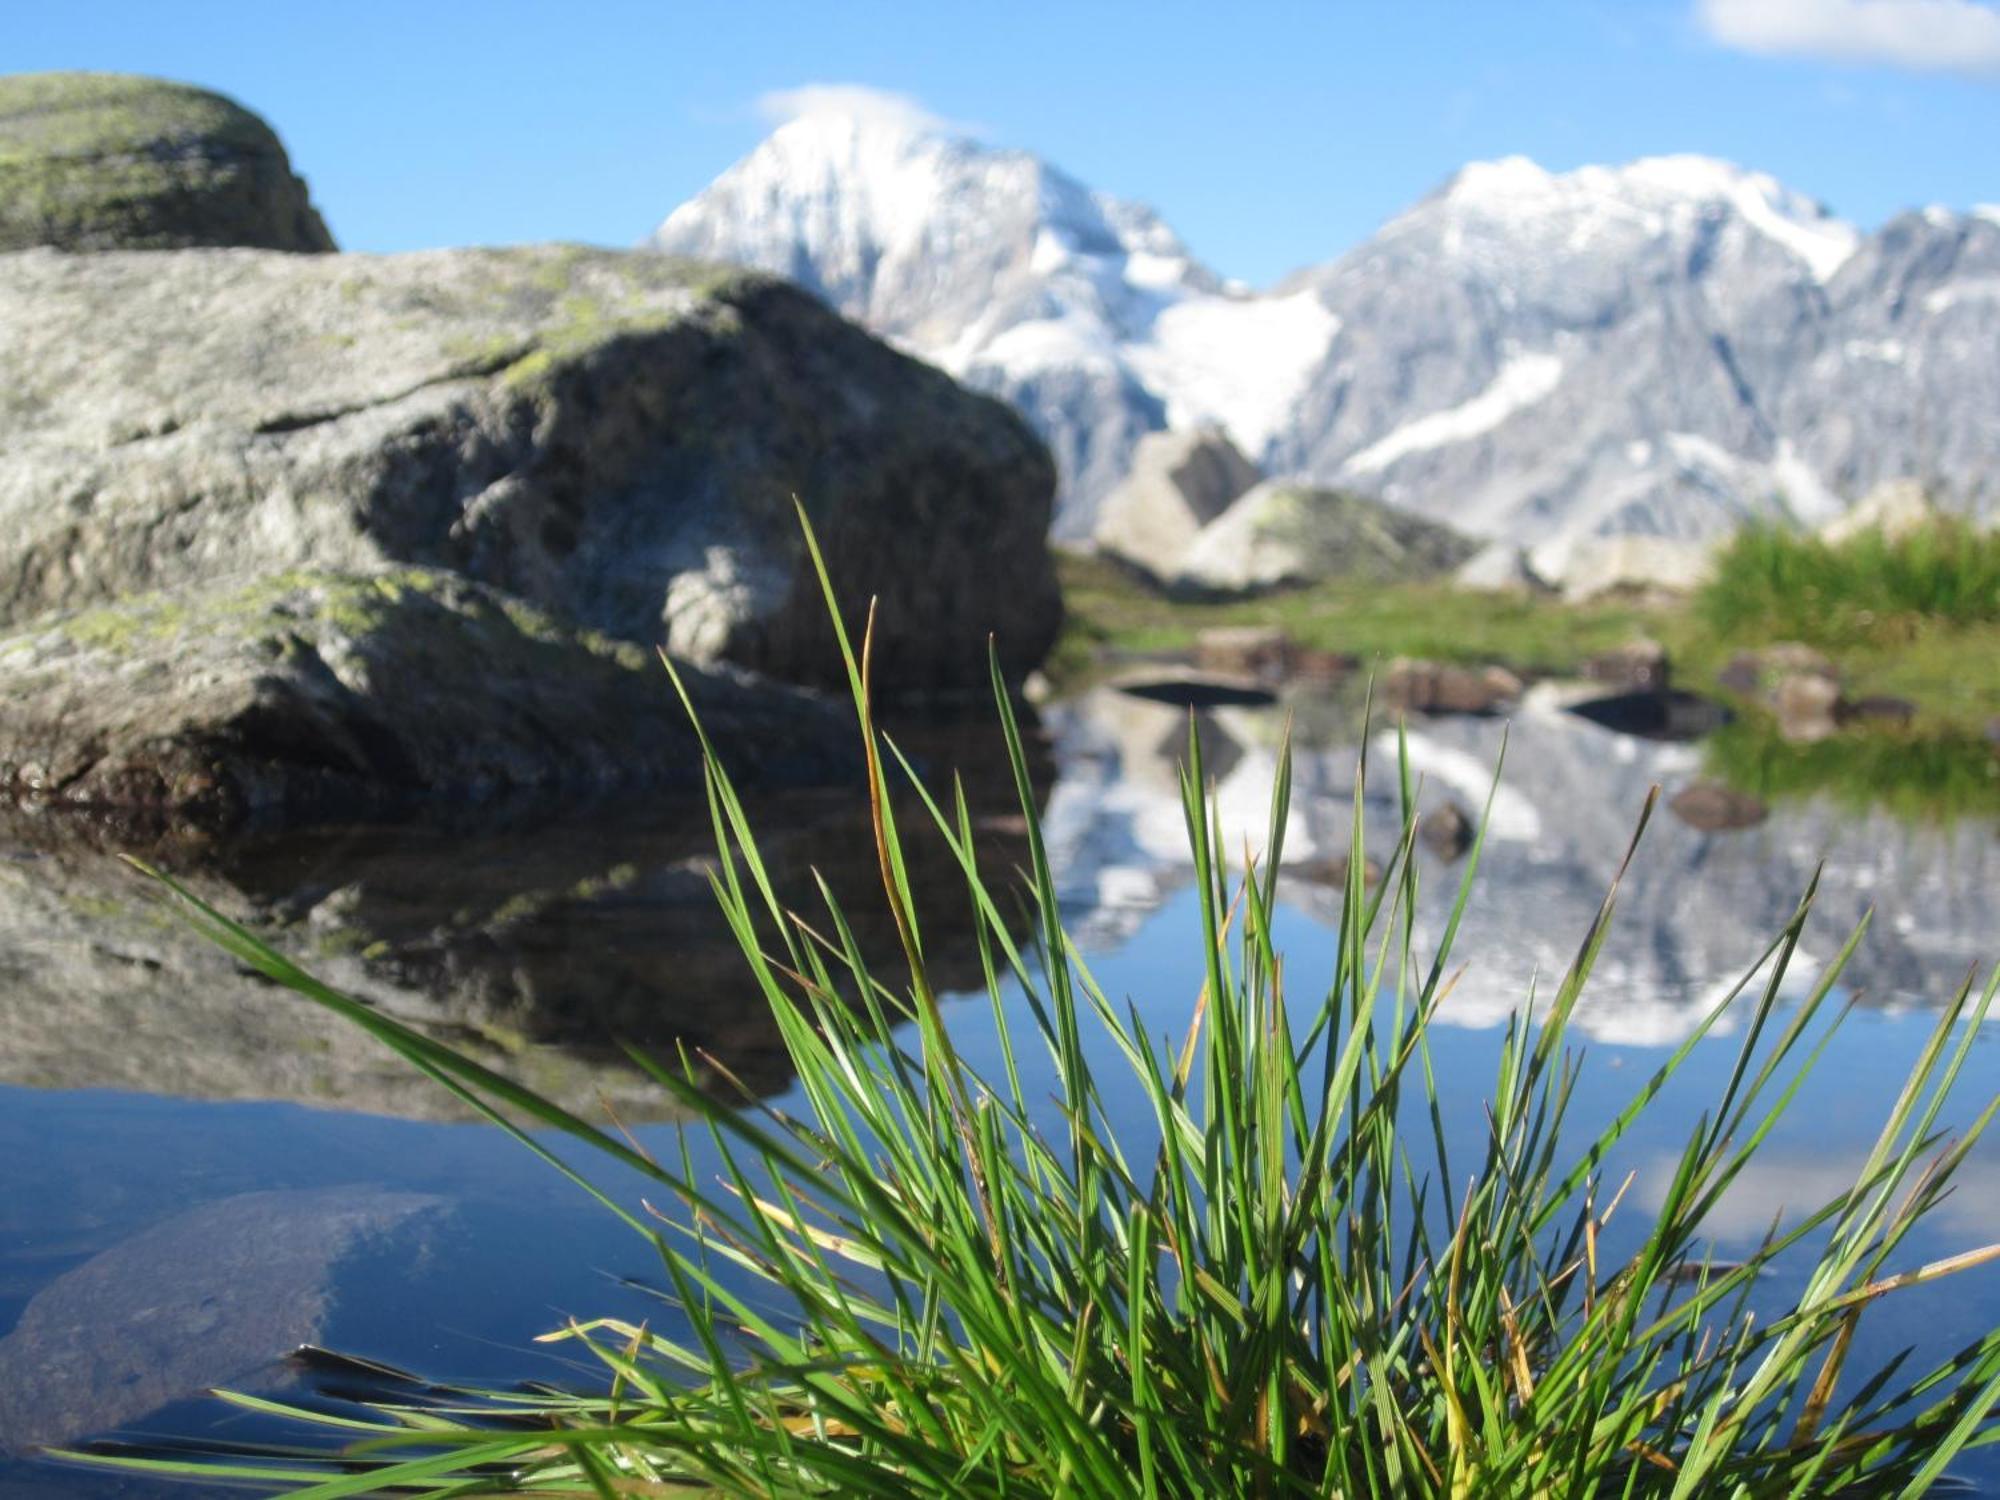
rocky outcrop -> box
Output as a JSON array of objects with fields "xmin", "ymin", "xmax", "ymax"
[
  {"xmin": 1091, "ymin": 427, "xmax": 1258, "ymax": 582},
  {"xmin": 0, "ymin": 72, "xmax": 333, "ymax": 253},
  {"xmin": 0, "ymin": 568, "xmax": 850, "ymax": 830},
  {"xmin": 0, "ymin": 245, "xmax": 1059, "ymax": 696},
  {"xmin": 1555, "ymin": 536, "xmax": 1718, "ymax": 602},
  {"xmin": 1454, "ymin": 542, "xmax": 1551, "ymax": 594},
  {"xmin": 1818, "ymin": 478, "xmax": 1936, "ymax": 545},
  {"xmin": 1171, "ymin": 480, "xmax": 1477, "ymax": 597}
]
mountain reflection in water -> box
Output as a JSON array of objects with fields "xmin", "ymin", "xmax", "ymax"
[{"xmin": 0, "ymin": 684, "xmax": 1991, "ymax": 1117}]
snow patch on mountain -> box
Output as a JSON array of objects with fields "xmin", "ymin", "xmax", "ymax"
[
  {"xmin": 1344, "ymin": 353, "xmax": 1564, "ymax": 476},
  {"xmin": 1124, "ymin": 290, "xmax": 1340, "ymax": 454},
  {"xmin": 1924, "ymin": 278, "xmax": 2000, "ymax": 315}
]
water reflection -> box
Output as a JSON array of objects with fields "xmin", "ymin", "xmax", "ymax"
[
  {"xmin": 1042, "ymin": 683, "xmax": 1997, "ymax": 1045},
  {"xmin": 0, "ymin": 717, "xmax": 1049, "ymax": 1119}
]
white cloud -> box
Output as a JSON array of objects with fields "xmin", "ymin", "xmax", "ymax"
[
  {"xmin": 1698, "ymin": 0, "xmax": 2000, "ymax": 74},
  {"xmin": 754, "ymin": 84, "xmax": 968, "ymax": 135}
]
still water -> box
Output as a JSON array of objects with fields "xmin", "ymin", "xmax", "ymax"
[{"xmin": 0, "ymin": 683, "xmax": 1995, "ymax": 1492}]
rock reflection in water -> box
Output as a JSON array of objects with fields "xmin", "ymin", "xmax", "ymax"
[
  {"xmin": 0, "ymin": 718, "xmax": 1050, "ymax": 1119},
  {"xmin": 0, "ymin": 1189, "xmax": 443, "ymax": 1457},
  {"xmin": 1040, "ymin": 683, "xmax": 1997, "ymax": 1045}
]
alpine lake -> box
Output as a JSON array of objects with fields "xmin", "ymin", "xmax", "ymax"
[{"xmin": 0, "ymin": 667, "xmax": 1995, "ymax": 1495}]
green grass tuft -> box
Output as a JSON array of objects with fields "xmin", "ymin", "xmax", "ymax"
[{"xmin": 76, "ymin": 516, "xmax": 2000, "ymax": 1496}]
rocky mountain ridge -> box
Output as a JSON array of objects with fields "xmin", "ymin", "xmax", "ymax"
[{"xmin": 654, "ymin": 108, "xmax": 2000, "ymax": 575}]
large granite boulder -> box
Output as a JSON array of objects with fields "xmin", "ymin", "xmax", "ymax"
[
  {"xmin": 1171, "ymin": 480, "xmax": 1477, "ymax": 597},
  {"xmin": 0, "ymin": 72, "xmax": 333, "ymax": 253},
  {"xmin": 0, "ymin": 568, "xmax": 848, "ymax": 830},
  {"xmin": 1091, "ymin": 426, "xmax": 1259, "ymax": 582},
  {"xmin": 0, "ymin": 245, "xmax": 1059, "ymax": 695}
]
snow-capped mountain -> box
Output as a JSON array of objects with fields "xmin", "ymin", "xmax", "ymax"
[{"xmin": 652, "ymin": 102, "xmax": 2000, "ymax": 562}]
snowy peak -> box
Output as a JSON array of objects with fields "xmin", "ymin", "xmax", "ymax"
[
  {"xmin": 1406, "ymin": 153, "xmax": 1859, "ymax": 283},
  {"xmin": 651, "ymin": 116, "xmax": 2000, "ymax": 556},
  {"xmin": 653, "ymin": 101, "xmax": 1219, "ymax": 350}
]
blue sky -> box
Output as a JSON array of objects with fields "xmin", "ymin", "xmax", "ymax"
[{"xmin": 9, "ymin": 0, "xmax": 1997, "ymax": 286}]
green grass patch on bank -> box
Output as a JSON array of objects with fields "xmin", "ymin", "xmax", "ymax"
[
  {"xmin": 81, "ymin": 518, "xmax": 2000, "ymax": 1496},
  {"xmin": 1052, "ymin": 552, "xmax": 1672, "ymax": 681},
  {"xmin": 1056, "ymin": 548, "xmax": 2000, "ymax": 738},
  {"xmin": 1699, "ymin": 522, "xmax": 2000, "ymax": 648}
]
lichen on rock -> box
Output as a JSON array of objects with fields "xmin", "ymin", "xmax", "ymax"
[{"xmin": 0, "ymin": 71, "xmax": 334, "ymax": 252}]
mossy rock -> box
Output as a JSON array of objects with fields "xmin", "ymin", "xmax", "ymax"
[
  {"xmin": 0, "ymin": 567, "xmax": 851, "ymax": 830},
  {"xmin": 0, "ymin": 71, "xmax": 333, "ymax": 252}
]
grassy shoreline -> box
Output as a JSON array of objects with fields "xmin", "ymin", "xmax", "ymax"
[{"xmin": 1052, "ymin": 549, "xmax": 2000, "ymax": 736}]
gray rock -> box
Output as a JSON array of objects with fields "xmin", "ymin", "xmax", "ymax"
[
  {"xmin": 1669, "ymin": 780, "xmax": 1769, "ymax": 832},
  {"xmin": 0, "ymin": 568, "xmax": 849, "ymax": 830},
  {"xmin": 0, "ymin": 72, "xmax": 333, "ymax": 253},
  {"xmin": 1717, "ymin": 642, "xmax": 1838, "ymax": 699},
  {"xmin": 1582, "ymin": 638, "xmax": 1672, "ymax": 694},
  {"xmin": 1454, "ymin": 542, "xmax": 1551, "ymax": 594},
  {"xmin": 1420, "ymin": 801, "xmax": 1475, "ymax": 860},
  {"xmin": 1192, "ymin": 625, "xmax": 1293, "ymax": 681},
  {"xmin": 1554, "ymin": 536, "xmax": 1718, "ymax": 601},
  {"xmin": 1773, "ymin": 672, "xmax": 1843, "ymax": 744},
  {"xmin": 1382, "ymin": 659, "xmax": 1523, "ymax": 717},
  {"xmin": 0, "ymin": 1188, "xmax": 442, "ymax": 1453},
  {"xmin": 0, "ymin": 245, "xmax": 1059, "ymax": 696},
  {"xmin": 1092, "ymin": 427, "xmax": 1258, "ymax": 583},
  {"xmin": 1818, "ymin": 478, "xmax": 1935, "ymax": 545},
  {"xmin": 1171, "ymin": 480, "xmax": 1477, "ymax": 597}
]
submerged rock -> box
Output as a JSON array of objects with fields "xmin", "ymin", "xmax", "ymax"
[
  {"xmin": 0, "ymin": 1188, "xmax": 442, "ymax": 1454},
  {"xmin": 0, "ymin": 568, "xmax": 848, "ymax": 829},
  {"xmin": 1668, "ymin": 780, "xmax": 1769, "ymax": 833},
  {"xmin": 0, "ymin": 245, "xmax": 1058, "ymax": 695},
  {"xmin": 0, "ymin": 72, "xmax": 333, "ymax": 253},
  {"xmin": 1091, "ymin": 427, "xmax": 1258, "ymax": 583},
  {"xmin": 1170, "ymin": 480, "xmax": 1477, "ymax": 597}
]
